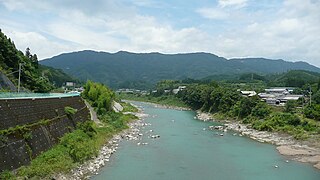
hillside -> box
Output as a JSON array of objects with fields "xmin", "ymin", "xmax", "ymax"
[
  {"xmin": 0, "ymin": 29, "xmax": 53, "ymax": 92},
  {"xmin": 40, "ymin": 50, "xmax": 320, "ymax": 89},
  {"xmin": 0, "ymin": 30, "xmax": 76, "ymax": 91},
  {"xmin": 38, "ymin": 65, "xmax": 81, "ymax": 87},
  {"xmin": 267, "ymin": 70, "xmax": 320, "ymax": 88}
]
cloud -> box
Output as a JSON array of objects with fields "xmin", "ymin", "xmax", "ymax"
[
  {"xmin": 195, "ymin": 0, "xmax": 320, "ymax": 67},
  {"xmin": 196, "ymin": 8, "xmax": 229, "ymax": 20},
  {"xmin": 1, "ymin": 0, "xmax": 213, "ymax": 59},
  {"xmin": 218, "ymin": 0, "xmax": 248, "ymax": 8},
  {"xmin": 2, "ymin": 28, "xmax": 81, "ymax": 59},
  {"xmin": 1, "ymin": 0, "xmax": 320, "ymax": 67}
]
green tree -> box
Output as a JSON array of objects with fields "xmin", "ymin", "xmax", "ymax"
[
  {"xmin": 304, "ymin": 104, "xmax": 320, "ymax": 121},
  {"xmin": 285, "ymin": 100, "xmax": 297, "ymax": 113},
  {"xmin": 251, "ymin": 102, "xmax": 271, "ymax": 119}
]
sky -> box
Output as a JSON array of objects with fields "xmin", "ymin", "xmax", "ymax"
[{"xmin": 0, "ymin": 0, "xmax": 319, "ymax": 67}]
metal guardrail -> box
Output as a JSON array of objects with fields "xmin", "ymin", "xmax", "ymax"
[{"xmin": 0, "ymin": 92, "xmax": 80, "ymax": 99}]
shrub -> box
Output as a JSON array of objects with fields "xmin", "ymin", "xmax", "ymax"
[
  {"xmin": 60, "ymin": 130, "xmax": 98, "ymax": 163},
  {"xmin": 18, "ymin": 145, "xmax": 74, "ymax": 178},
  {"xmin": 251, "ymin": 102, "xmax": 271, "ymax": 119},
  {"xmin": 64, "ymin": 106, "xmax": 77, "ymax": 115}
]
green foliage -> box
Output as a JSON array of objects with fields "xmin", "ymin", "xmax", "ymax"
[
  {"xmin": 173, "ymin": 80, "xmax": 320, "ymax": 139},
  {"xmin": 268, "ymin": 70, "xmax": 320, "ymax": 88},
  {"xmin": 239, "ymin": 73, "xmax": 266, "ymax": 82},
  {"xmin": 304, "ymin": 104, "xmax": 320, "ymax": 121},
  {"xmin": 312, "ymin": 90, "xmax": 320, "ymax": 104},
  {"xmin": 0, "ymin": 170, "xmax": 15, "ymax": 180},
  {"xmin": 64, "ymin": 106, "xmax": 77, "ymax": 115},
  {"xmin": 18, "ymin": 145, "xmax": 74, "ymax": 178},
  {"xmin": 100, "ymin": 112, "xmax": 136, "ymax": 130},
  {"xmin": 0, "ymin": 30, "xmax": 53, "ymax": 92},
  {"xmin": 232, "ymin": 96, "xmax": 259, "ymax": 118},
  {"xmin": 76, "ymin": 121, "xmax": 97, "ymax": 138},
  {"xmin": 251, "ymin": 102, "xmax": 271, "ymax": 119},
  {"xmin": 120, "ymin": 101, "xmax": 139, "ymax": 112},
  {"xmin": 15, "ymin": 110, "xmax": 136, "ymax": 179},
  {"xmin": 60, "ymin": 130, "xmax": 98, "ymax": 163},
  {"xmin": 119, "ymin": 93, "xmax": 188, "ymax": 108},
  {"xmin": 252, "ymin": 113, "xmax": 301, "ymax": 132},
  {"xmin": 285, "ymin": 100, "xmax": 297, "ymax": 113},
  {"xmin": 82, "ymin": 81, "xmax": 115, "ymax": 115},
  {"xmin": 40, "ymin": 50, "xmax": 320, "ymax": 89},
  {"xmin": 5, "ymin": 82, "xmax": 136, "ymax": 179},
  {"xmin": 38, "ymin": 64, "xmax": 81, "ymax": 87}
]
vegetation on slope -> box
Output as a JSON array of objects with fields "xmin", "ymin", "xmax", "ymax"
[
  {"xmin": 0, "ymin": 29, "xmax": 53, "ymax": 92},
  {"xmin": 39, "ymin": 65, "xmax": 81, "ymax": 87},
  {"xmin": 178, "ymin": 83, "xmax": 319, "ymax": 140},
  {"xmin": 40, "ymin": 50, "xmax": 320, "ymax": 89},
  {"xmin": 2, "ymin": 81, "xmax": 137, "ymax": 179}
]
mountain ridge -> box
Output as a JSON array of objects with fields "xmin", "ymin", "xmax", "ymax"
[{"xmin": 40, "ymin": 50, "xmax": 320, "ymax": 89}]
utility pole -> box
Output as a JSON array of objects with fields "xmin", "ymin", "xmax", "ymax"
[
  {"xmin": 309, "ymin": 86, "xmax": 312, "ymax": 106},
  {"xmin": 18, "ymin": 63, "xmax": 21, "ymax": 93}
]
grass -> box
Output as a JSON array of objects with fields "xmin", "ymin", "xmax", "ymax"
[{"xmin": 120, "ymin": 101, "xmax": 139, "ymax": 112}]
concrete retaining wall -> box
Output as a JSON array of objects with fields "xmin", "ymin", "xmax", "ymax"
[{"xmin": 0, "ymin": 96, "xmax": 90, "ymax": 172}]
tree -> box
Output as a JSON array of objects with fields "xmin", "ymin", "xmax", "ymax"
[
  {"xmin": 312, "ymin": 90, "xmax": 320, "ymax": 104},
  {"xmin": 304, "ymin": 104, "xmax": 320, "ymax": 121},
  {"xmin": 31, "ymin": 54, "xmax": 38, "ymax": 68},
  {"xmin": 25, "ymin": 47, "xmax": 31, "ymax": 58},
  {"xmin": 251, "ymin": 102, "xmax": 271, "ymax": 119},
  {"xmin": 285, "ymin": 100, "xmax": 297, "ymax": 113}
]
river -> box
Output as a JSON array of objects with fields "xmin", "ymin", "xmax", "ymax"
[{"xmin": 92, "ymin": 102, "xmax": 320, "ymax": 180}]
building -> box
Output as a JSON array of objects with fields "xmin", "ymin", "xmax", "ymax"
[
  {"xmin": 172, "ymin": 86, "xmax": 187, "ymax": 94},
  {"xmin": 259, "ymin": 87, "xmax": 303, "ymax": 105},
  {"xmin": 241, "ymin": 91, "xmax": 257, "ymax": 97}
]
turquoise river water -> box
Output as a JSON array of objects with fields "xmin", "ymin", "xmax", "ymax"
[{"xmin": 93, "ymin": 102, "xmax": 320, "ymax": 180}]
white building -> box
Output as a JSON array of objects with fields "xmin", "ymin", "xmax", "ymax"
[{"xmin": 241, "ymin": 91, "xmax": 257, "ymax": 97}]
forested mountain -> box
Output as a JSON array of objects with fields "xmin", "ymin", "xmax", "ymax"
[
  {"xmin": 0, "ymin": 29, "xmax": 53, "ymax": 92},
  {"xmin": 40, "ymin": 50, "xmax": 320, "ymax": 89},
  {"xmin": 38, "ymin": 65, "xmax": 80, "ymax": 87},
  {"xmin": 0, "ymin": 30, "xmax": 77, "ymax": 92},
  {"xmin": 267, "ymin": 70, "xmax": 320, "ymax": 88}
]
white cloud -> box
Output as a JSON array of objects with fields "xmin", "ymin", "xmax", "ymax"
[
  {"xmin": 195, "ymin": 0, "xmax": 320, "ymax": 67},
  {"xmin": 1, "ymin": 0, "xmax": 320, "ymax": 67},
  {"xmin": 218, "ymin": 0, "xmax": 248, "ymax": 8},
  {"xmin": 2, "ymin": 28, "xmax": 81, "ymax": 59},
  {"xmin": 196, "ymin": 8, "xmax": 229, "ymax": 20}
]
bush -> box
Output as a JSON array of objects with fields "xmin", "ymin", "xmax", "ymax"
[
  {"xmin": 60, "ymin": 130, "xmax": 98, "ymax": 163},
  {"xmin": 18, "ymin": 145, "xmax": 74, "ymax": 178},
  {"xmin": 64, "ymin": 106, "xmax": 77, "ymax": 115},
  {"xmin": 251, "ymin": 102, "xmax": 271, "ymax": 119},
  {"xmin": 82, "ymin": 81, "xmax": 115, "ymax": 115},
  {"xmin": 304, "ymin": 104, "xmax": 320, "ymax": 121},
  {"xmin": 77, "ymin": 121, "xmax": 97, "ymax": 138},
  {"xmin": 0, "ymin": 170, "xmax": 15, "ymax": 180}
]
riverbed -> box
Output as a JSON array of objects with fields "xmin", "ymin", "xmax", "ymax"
[{"xmin": 92, "ymin": 102, "xmax": 320, "ymax": 180}]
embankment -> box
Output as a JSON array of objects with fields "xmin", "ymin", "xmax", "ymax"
[{"xmin": 0, "ymin": 95, "xmax": 90, "ymax": 172}]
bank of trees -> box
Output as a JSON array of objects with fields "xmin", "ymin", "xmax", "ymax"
[
  {"xmin": 172, "ymin": 81, "xmax": 320, "ymax": 139},
  {"xmin": 82, "ymin": 81, "xmax": 115, "ymax": 115}
]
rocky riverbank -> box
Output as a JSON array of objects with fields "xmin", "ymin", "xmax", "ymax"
[
  {"xmin": 196, "ymin": 111, "xmax": 320, "ymax": 170},
  {"xmin": 151, "ymin": 103, "xmax": 191, "ymax": 111},
  {"xmin": 54, "ymin": 111, "xmax": 149, "ymax": 180}
]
